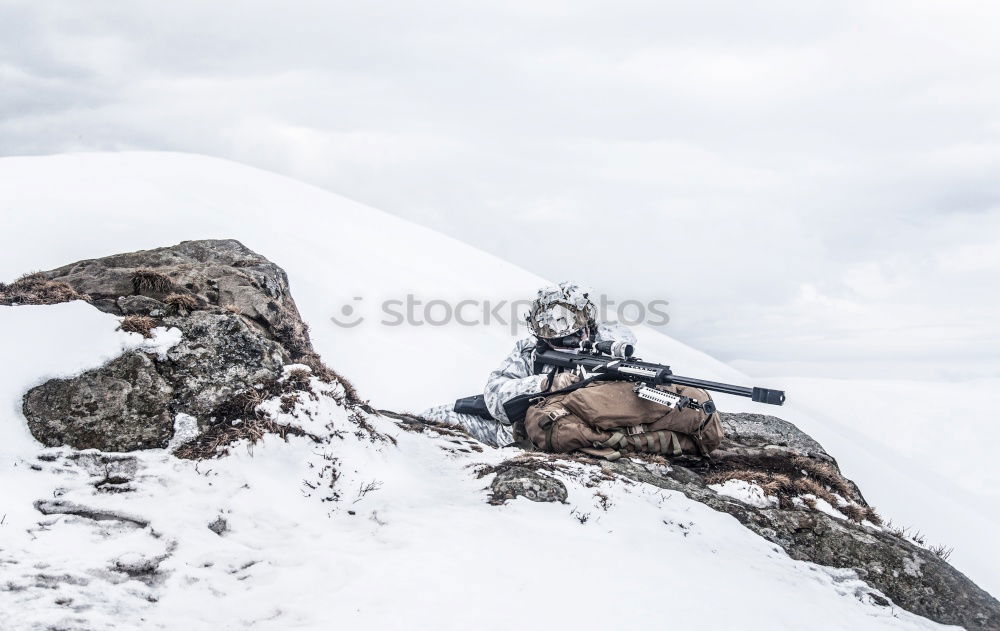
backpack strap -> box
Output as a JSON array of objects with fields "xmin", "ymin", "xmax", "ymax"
[
  {"xmin": 600, "ymin": 431, "xmax": 628, "ymax": 450},
  {"xmin": 504, "ymin": 419, "xmax": 537, "ymax": 450},
  {"xmin": 614, "ymin": 430, "xmax": 682, "ymax": 456},
  {"xmin": 537, "ymin": 407, "xmax": 570, "ymax": 451},
  {"xmin": 689, "ymin": 410, "xmax": 716, "ymax": 458},
  {"xmin": 578, "ymin": 447, "xmax": 622, "ymax": 461}
]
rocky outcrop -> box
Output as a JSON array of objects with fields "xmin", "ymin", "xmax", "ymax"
[
  {"xmin": 20, "ymin": 239, "xmax": 340, "ymax": 451},
  {"xmin": 484, "ymin": 412, "xmax": 1000, "ymax": 630},
  {"xmin": 38, "ymin": 239, "xmax": 318, "ymax": 365}
]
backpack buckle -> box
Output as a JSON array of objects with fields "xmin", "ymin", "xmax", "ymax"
[{"xmin": 547, "ymin": 408, "xmax": 569, "ymax": 422}]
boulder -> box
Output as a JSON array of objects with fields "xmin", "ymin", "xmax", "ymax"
[
  {"xmin": 40, "ymin": 239, "xmax": 318, "ymax": 363},
  {"xmin": 489, "ymin": 466, "xmax": 568, "ymax": 505},
  {"xmin": 24, "ymin": 351, "xmax": 174, "ymax": 451},
  {"xmin": 21, "ymin": 239, "xmax": 334, "ymax": 450}
]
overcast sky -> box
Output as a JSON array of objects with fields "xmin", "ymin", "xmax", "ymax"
[{"xmin": 3, "ymin": 0, "xmax": 999, "ymax": 379}]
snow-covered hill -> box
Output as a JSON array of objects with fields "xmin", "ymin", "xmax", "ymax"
[{"xmin": 0, "ymin": 152, "xmax": 994, "ymax": 627}]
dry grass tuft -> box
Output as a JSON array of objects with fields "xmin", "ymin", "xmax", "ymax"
[
  {"xmin": 119, "ymin": 314, "xmax": 158, "ymax": 338},
  {"xmin": 298, "ymin": 355, "xmax": 362, "ymax": 403},
  {"xmin": 164, "ymin": 293, "xmax": 198, "ymax": 312},
  {"xmin": 349, "ymin": 409, "xmax": 395, "ymax": 445},
  {"xmin": 174, "ymin": 416, "xmax": 320, "ymax": 460},
  {"xmin": 790, "ymin": 456, "xmax": 855, "ymax": 498},
  {"xmin": 284, "ymin": 368, "xmax": 313, "ymax": 392},
  {"xmin": 885, "ymin": 520, "xmax": 950, "ymax": 558},
  {"xmin": 0, "ymin": 273, "xmax": 90, "ymax": 306},
  {"xmin": 839, "ymin": 502, "xmax": 868, "ymax": 523},
  {"xmin": 474, "ymin": 453, "xmax": 565, "ymax": 479},
  {"xmin": 131, "ymin": 268, "xmax": 172, "ymax": 295},
  {"xmin": 928, "ymin": 544, "xmax": 953, "ymax": 562},
  {"xmin": 280, "ymin": 394, "xmax": 300, "ymax": 413}
]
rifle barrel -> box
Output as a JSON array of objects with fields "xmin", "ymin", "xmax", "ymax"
[{"xmin": 666, "ymin": 374, "xmax": 753, "ymax": 397}]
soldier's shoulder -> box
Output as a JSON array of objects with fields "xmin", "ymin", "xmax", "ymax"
[{"xmin": 510, "ymin": 336, "xmax": 537, "ymax": 355}]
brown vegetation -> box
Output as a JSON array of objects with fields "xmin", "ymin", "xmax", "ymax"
[
  {"xmin": 164, "ymin": 293, "xmax": 198, "ymax": 312},
  {"xmin": 173, "ymin": 416, "xmax": 320, "ymax": 460},
  {"xmin": 0, "ymin": 273, "xmax": 90, "ymax": 306},
  {"xmin": 284, "ymin": 368, "xmax": 313, "ymax": 392},
  {"xmin": 705, "ymin": 455, "xmax": 881, "ymax": 525},
  {"xmin": 119, "ymin": 314, "xmax": 158, "ymax": 338},
  {"xmin": 131, "ymin": 268, "xmax": 172, "ymax": 295},
  {"xmin": 299, "ymin": 354, "xmax": 362, "ymax": 405}
]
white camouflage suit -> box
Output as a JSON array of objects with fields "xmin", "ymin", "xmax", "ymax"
[{"xmin": 420, "ymin": 322, "xmax": 637, "ymax": 447}]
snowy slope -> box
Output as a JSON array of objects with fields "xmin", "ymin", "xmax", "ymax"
[
  {"xmin": 0, "ymin": 152, "xmax": 994, "ymax": 618},
  {"xmin": 0, "ymin": 303, "xmax": 949, "ymax": 630}
]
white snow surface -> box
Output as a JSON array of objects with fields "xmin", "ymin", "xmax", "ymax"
[
  {"xmin": 709, "ymin": 479, "xmax": 778, "ymax": 510},
  {"xmin": 0, "ymin": 152, "xmax": 992, "ymax": 625}
]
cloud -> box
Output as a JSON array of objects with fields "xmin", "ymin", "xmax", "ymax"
[{"xmin": 2, "ymin": 0, "xmax": 1000, "ymax": 379}]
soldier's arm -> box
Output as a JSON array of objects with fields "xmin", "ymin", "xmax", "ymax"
[{"xmin": 484, "ymin": 342, "xmax": 548, "ymax": 424}]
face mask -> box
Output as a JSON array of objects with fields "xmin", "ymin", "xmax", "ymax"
[{"xmin": 544, "ymin": 328, "xmax": 591, "ymax": 349}]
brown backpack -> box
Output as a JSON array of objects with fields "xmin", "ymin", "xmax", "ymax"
[{"xmin": 523, "ymin": 381, "xmax": 723, "ymax": 461}]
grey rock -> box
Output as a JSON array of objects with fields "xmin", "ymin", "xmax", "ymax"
[
  {"xmin": 22, "ymin": 239, "xmax": 335, "ymax": 450},
  {"xmin": 23, "ymin": 351, "xmax": 174, "ymax": 451},
  {"xmin": 34, "ymin": 499, "xmax": 149, "ymax": 527},
  {"xmin": 208, "ymin": 516, "xmax": 229, "ymax": 536},
  {"xmin": 117, "ymin": 295, "xmax": 166, "ymax": 315},
  {"xmin": 65, "ymin": 451, "xmax": 139, "ymax": 481},
  {"xmin": 112, "ymin": 553, "xmax": 163, "ymax": 576},
  {"xmin": 157, "ymin": 310, "xmax": 287, "ymax": 421},
  {"xmin": 489, "ymin": 466, "xmax": 568, "ymax": 505},
  {"xmin": 719, "ymin": 412, "xmax": 828, "ymax": 457}
]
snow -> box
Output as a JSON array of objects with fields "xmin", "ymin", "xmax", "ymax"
[
  {"xmin": 710, "ymin": 479, "xmax": 778, "ymax": 509},
  {"xmin": 131, "ymin": 326, "xmax": 184, "ymax": 361},
  {"xmin": 0, "ymin": 151, "xmax": 991, "ymax": 626},
  {"xmin": 796, "ymin": 495, "xmax": 851, "ymax": 521},
  {"xmin": 166, "ymin": 413, "xmax": 199, "ymax": 452}
]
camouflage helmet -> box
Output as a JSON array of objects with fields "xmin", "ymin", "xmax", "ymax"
[{"xmin": 526, "ymin": 281, "xmax": 598, "ymax": 339}]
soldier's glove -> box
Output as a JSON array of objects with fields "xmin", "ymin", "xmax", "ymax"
[{"xmin": 551, "ymin": 371, "xmax": 580, "ymax": 390}]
